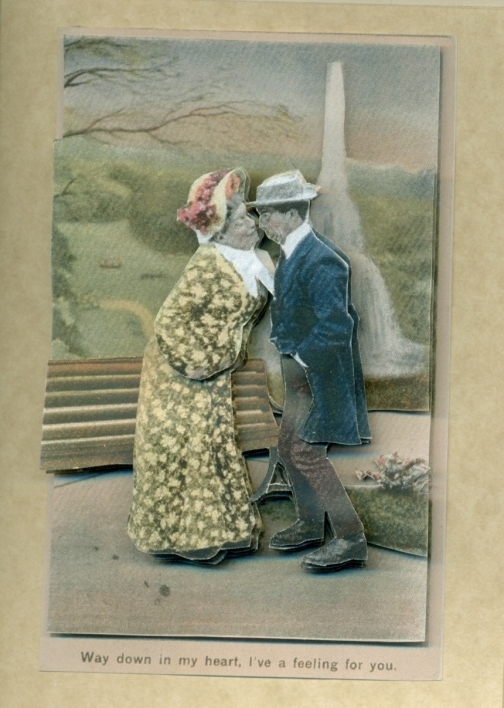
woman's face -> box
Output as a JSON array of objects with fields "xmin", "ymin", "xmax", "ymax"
[{"xmin": 216, "ymin": 202, "xmax": 260, "ymax": 250}]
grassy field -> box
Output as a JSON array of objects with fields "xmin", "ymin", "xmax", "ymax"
[{"xmin": 53, "ymin": 219, "xmax": 192, "ymax": 359}]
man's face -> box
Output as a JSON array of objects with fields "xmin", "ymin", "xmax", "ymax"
[{"xmin": 257, "ymin": 207, "xmax": 300, "ymax": 245}]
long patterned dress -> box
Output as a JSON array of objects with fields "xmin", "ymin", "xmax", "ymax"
[{"xmin": 127, "ymin": 246, "xmax": 266, "ymax": 562}]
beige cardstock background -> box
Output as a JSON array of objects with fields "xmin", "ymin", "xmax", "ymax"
[{"xmin": 1, "ymin": 2, "xmax": 503, "ymax": 706}]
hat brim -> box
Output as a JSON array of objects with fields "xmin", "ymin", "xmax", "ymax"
[{"xmin": 247, "ymin": 193, "xmax": 318, "ymax": 208}]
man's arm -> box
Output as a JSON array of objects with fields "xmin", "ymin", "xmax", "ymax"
[{"xmin": 296, "ymin": 254, "xmax": 354, "ymax": 368}]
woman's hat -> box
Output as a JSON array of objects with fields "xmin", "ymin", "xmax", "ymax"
[
  {"xmin": 248, "ymin": 170, "xmax": 319, "ymax": 208},
  {"xmin": 177, "ymin": 168, "xmax": 249, "ymax": 237}
]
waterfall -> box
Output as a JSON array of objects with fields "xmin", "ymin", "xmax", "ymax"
[{"xmin": 310, "ymin": 62, "xmax": 426, "ymax": 377}]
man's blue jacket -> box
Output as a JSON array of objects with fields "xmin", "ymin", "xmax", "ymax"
[{"xmin": 270, "ymin": 228, "xmax": 371, "ymax": 446}]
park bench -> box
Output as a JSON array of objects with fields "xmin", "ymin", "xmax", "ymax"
[{"xmin": 40, "ymin": 357, "xmax": 279, "ymax": 473}]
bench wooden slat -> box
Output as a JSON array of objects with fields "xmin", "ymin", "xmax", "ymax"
[
  {"xmin": 45, "ymin": 388, "xmax": 140, "ymax": 408},
  {"xmin": 42, "ymin": 419, "xmax": 137, "ymax": 441},
  {"xmin": 233, "ymin": 397, "xmax": 271, "ymax": 413},
  {"xmin": 43, "ymin": 403, "xmax": 138, "ymax": 425},
  {"xmin": 235, "ymin": 409, "xmax": 274, "ymax": 423},
  {"xmin": 230, "ymin": 371, "xmax": 268, "ymax": 385},
  {"xmin": 46, "ymin": 374, "xmax": 141, "ymax": 392},
  {"xmin": 237, "ymin": 421, "xmax": 279, "ymax": 437},
  {"xmin": 41, "ymin": 435, "xmax": 135, "ymax": 471},
  {"xmin": 231, "ymin": 384, "xmax": 269, "ymax": 397},
  {"xmin": 47, "ymin": 358, "xmax": 143, "ymax": 377}
]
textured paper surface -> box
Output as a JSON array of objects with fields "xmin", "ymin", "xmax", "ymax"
[{"xmin": 1, "ymin": 1, "xmax": 504, "ymax": 707}]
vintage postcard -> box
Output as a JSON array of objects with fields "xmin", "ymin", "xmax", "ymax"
[{"xmin": 40, "ymin": 29, "xmax": 455, "ymax": 680}]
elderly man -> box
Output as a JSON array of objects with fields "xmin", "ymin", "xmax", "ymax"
[{"xmin": 250, "ymin": 170, "xmax": 371, "ymax": 572}]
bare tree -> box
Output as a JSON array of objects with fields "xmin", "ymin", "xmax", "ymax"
[
  {"xmin": 62, "ymin": 35, "xmax": 305, "ymax": 150},
  {"xmin": 64, "ymin": 37, "xmax": 175, "ymax": 89},
  {"xmin": 63, "ymin": 100, "xmax": 303, "ymax": 147}
]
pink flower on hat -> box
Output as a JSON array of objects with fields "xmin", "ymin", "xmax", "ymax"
[{"xmin": 177, "ymin": 170, "xmax": 229, "ymax": 235}]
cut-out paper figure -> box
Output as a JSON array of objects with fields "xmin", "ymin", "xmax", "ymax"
[
  {"xmin": 127, "ymin": 168, "xmax": 274, "ymax": 565},
  {"xmin": 250, "ymin": 170, "xmax": 371, "ymax": 572}
]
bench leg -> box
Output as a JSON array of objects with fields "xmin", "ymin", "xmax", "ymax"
[{"xmin": 250, "ymin": 447, "xmax": 293, "ymax": 503}]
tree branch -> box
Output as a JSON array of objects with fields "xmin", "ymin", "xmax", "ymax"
[
  {"xmin": 54, "ymin": 178, "xmax": 77, "ymax": 199},
  {"xmin": 63, "ymin": 100, "xmax": 275, "ymax": 139}
]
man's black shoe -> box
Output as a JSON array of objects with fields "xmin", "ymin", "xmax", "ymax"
[
  {"xmin": 301, "ymin": 532, "xmax": 367, "ymax": 572},
  {"xmin": 269, "ymin": 519, "xmax": 324, "ymax": 551}
]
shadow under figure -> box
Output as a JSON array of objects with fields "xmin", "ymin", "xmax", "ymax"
[
  {"xmin": 251, "ymin": 170, "xmax": 371, "ymax": 572},
  {"xmin": 127, "ymin": 168, "xmax": 274, "ymax": 565}
]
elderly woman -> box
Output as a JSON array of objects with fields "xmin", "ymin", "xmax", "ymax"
[{"xmin": 127, "ymin": 168, "xmax": 274, "ymax": 564}]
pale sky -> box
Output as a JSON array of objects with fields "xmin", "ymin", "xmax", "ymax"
[{"xmin": 64, "ymin": 36, "xmax": 441, "ymax": 170}]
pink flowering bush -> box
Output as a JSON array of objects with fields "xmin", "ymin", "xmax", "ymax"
[{"xmin": 356, "ymin": 452, "xmax": 430, "ymax": 493}]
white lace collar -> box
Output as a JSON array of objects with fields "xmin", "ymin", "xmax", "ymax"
[{"xmin": 215, "ymin": 244, "xmax": 275, "ymax": 297}]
